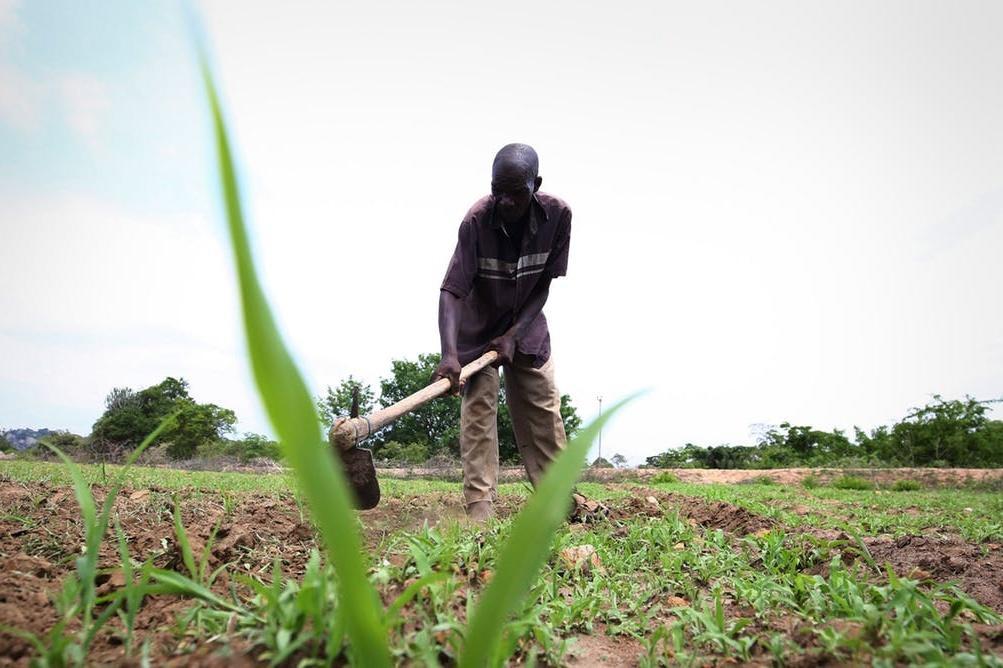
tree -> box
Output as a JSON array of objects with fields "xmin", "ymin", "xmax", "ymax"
[
  {"xmin": 317, "ymin": 376, "xmax": 376, "ymax": 428},
  {"xmin": 104, "ymin": 387, "xmax": 137, "ymax": 413},
  {"xmin": 645, "ymin": 443, "xmax": 756, "ymax": 469},
  {"xmin": 234, "ymin": 433, "xmax": 281, "ymax": 461},
  {"xmin": 645, "ymin": 443, "xmax": 703, "ymax": 468},
  {"xmin": 855, "ymin": 425, "xmax": 894, "ymax": 463},
  {"xmin": 375, "ymin": 441, "xmax": 429, "ymax": 465},
  {"xmin": 756, "ymin": 422, "xmax": 855, "ymax": 465},
  {"xmin": 376, "ymin": 353, "xmax": 462, "ymax": 456},
  {"xmin": 703, "ymin": 445, "xmax": 753, "ymax": 469},
  {"xmin": 169, "ymin": 401, "xmax": 237, "ymax": 459},
  {"xmin": 611, "ymin": 453, "xmax": 628, "ymax": 468},
  {"xmin": 0, "ymin": 433, "xmax": 12, "ymax": 453},
  {"xmin": 978, "ymin": 420, "xmax": 1003, "ymax": 466},
  {"xmin": 560, "ymin": 394, "xmax": 583, "ymax": 440},
  {"xmin": 90, "ymin": 377, "xmax": 236, "ymax": 459},
  {"xmin": 37, "ymin": 431, "xmax": 87, "ymax": 455},
  {"xmin": 641, "ymin": 395, "xmax": 1003, "ymax": 470},
  {"xmin": 333, "ymin": 353, "xmax": 583, "ymax": 462},
  {"xmin": 90, "ymin": 388, "xmax": 148, "ymax": 449},
  {"xmin": 890, "ymin": 395, "xmax": 1002, "ymax": 467}
]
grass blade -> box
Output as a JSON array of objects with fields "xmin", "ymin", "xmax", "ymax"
[
  {"xmin": 0, "ymin": 625, "xmax": 45, "ymax": 655},
  {"xmin": 173, "ymin": 499, "xmax": 198, "ymax": 581},
  {"xmin": 386, "ymin": 571, "xmax": 449, "ymax": 622},
  {"xmin": 459, "ymin": 396, "xmax": 633, "ymax": 667},
  {"xmin": 41, "ymin": 413, "xmax": 174, "ymax": 626},
  {"xmin": 198, "ymin": 516, "xmax": 224, "ymax": 584},
  {"xmin": 198, "ymin": 52, "xmax": 389, "ymax": 666},
  {"xmin": 94, "ymin": 414, "xmax": 176, "ymax": 547},
  {"xmin": 147, "ymin": 568, "xmax": 254, "ymax": 619},
  {"xmin": 41, "ymin": 446, "xmax": 98, "ymax": 619},
  {"xmin": 115, "ymin": 519, "xmax": 145, "ymax": 657}
]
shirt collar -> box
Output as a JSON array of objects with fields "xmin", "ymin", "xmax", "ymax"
[{"xmin": 488, "ymin": 194, "xmax": 547, "ymax": 237}]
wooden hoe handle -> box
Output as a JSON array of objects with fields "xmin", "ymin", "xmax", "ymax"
[{"xmin": 329, "ymin": 350, "xmax": 499, "ymax": 450}]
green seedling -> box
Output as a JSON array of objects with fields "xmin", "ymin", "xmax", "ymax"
[{"xmin": 2, "ymin": 414, "xmax": 177, "ymax": 664}]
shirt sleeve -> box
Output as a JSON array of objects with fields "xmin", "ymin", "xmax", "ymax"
[
  {"xmin": 546, "ymin": 207, "xmax": 571, "ymax": 278},
  {"xmin": 440, "ymin": 219, "xmax": 477, "ymax": 298}
]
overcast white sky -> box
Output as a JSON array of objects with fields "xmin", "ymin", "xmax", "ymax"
[{"xmin": 1, "ymin": 1, "xmax": 1001, "ymax": 464}]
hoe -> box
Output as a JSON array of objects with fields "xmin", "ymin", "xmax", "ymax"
[{"xmin": 328, "ymin": 350, "xmax": 498, "ymax": 509}]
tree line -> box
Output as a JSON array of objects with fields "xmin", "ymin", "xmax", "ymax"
[
  {"xmin": 645, "ymin": 395, "xmax": 1003, "ymax": 469},
  {"xmin": 11, "ymin": 353, "xmax": 582, "ymax": 465},
  {"xmin": 317, "ymin": 353, "xmax": 582, "ymax": 464}
]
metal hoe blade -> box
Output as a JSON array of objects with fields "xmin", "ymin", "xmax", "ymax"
[
  {"xmin": 333, "ymin": 386, "xmax": 379, "ymax": 510},
  {"xmin": 339, "ymin": 445, "xmax": 380, "ymax": 510},
  {"xmin": 329, "ymin": 354, "xmax": 498, "ymax": 511}
]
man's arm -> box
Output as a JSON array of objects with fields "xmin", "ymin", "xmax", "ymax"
[
  {"xmin": 432, "ymin": 290, "xmax": 464, "ymax": 393},
  {"xmin": 434, "ymin": 216, "xmax": 477, "ymax": 393},
  {"xmin": 488, "ymin": 275, "xmax": 552, "ymax": 366}
]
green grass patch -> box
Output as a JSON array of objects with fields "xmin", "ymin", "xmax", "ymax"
[
  {"xmin": 648, "ymin": 481, "xmax": 1003, "ymax": 543},
  {"xmin": 831, "ymin": 475, "xmax": 873, "ymax": 491},
  {"xmin": 649, "ymin": 471, "xmax": 679, "ymax": 484}
]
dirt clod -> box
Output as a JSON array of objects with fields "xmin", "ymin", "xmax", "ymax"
[
  {"xmin": 570, "ymin": 494, "xmax": 610, "ymax": 523},
  {"xmin": 560, "ymin": 545, "xmax": 604, "ymax": 574},
  {"xmin": 864, "ymin": 535, "xmax": 1003, "ymax": 612},
  {"xmin": 613, "ymin": 490, "xmax": 777, "ymax": 536}
]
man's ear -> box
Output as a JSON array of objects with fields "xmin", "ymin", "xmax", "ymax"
[{"xmin": 533, "ymin": 176, "xmax": 543, "ymax": 193}]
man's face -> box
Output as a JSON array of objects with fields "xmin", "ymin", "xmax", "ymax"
[{"xmin": 491, "ymin": 161, "xmax": 537, "ymax": 225}]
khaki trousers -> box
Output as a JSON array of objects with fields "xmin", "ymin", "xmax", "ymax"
[{"xmin": 460, "ymin": 352, "xmax": 567, "ymax": 508}]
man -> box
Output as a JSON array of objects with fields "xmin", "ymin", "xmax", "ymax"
[{"xmin": 433, "ymin": 143, "xmax": 571, "ymax": 521}]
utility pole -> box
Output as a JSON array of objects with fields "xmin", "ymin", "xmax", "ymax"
[{"xmin": 596, "ymin": 395, "xmax": 603, "ymax": 463}]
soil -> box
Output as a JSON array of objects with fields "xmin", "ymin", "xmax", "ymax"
[
  {"xmin": 374, "ymin": 466, "xmax": 1003, "ymax": 487},
  {"xmin": 862, "ymin": 534, "xmax": 1003, "ymax": 612},
  {"xmin": 1, "ymin": 480, "xmax": 1001, "ymax": 666},
  {"xmin": 655, "ymin": 491, "xmax": 777, "ymax": 535},
  {"xmin": 564, "ymin": 626, "xmax": 645, "ymax": 666},
  {"xmin": 164, "ymin": 460, "xmax": 1003, "ymax": 488}
]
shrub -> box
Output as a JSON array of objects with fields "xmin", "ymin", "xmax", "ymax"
[
  {"xmin": 376, "ymin": 440, "xmax": 429, "ymax": 466},
  {"xmin": 424, "ymin": 452, "xmax": 461, "ymax": 469},
  {"xmin": 195, "ymin": 433, "xmax": 281, "ymax": 463},
  {"xmin": 89, "ymin": 378, "xmax": 237, "ymax": 459},
  {"xmin": 136, "ymin": 443, "xmax": 172, "ymax": 467},
  {"xmin": 231, "ymin": 433, "xmax": 281, "ymax": 461},
  {"xmin": 801, "ymin": 474, "xmax": 821, "ymax": 489},
  {"xmin": 891, "ymin": 479, "xmax": 922, "ymax": 492},
  {"xmin": 741, "ymin": 475, "xmax": 777, "ymax": 486},
  {"xmin": 831, "ymin": 475, "xmax": 873, "ymax": 491},
  {"xmin": 37, "ymin": 432, "xmax": 87, "ymax": 455},
  {"xmin": 194, "ymin": 439, "xmax": 231, "ymax": 460},
  {"xmin": 650, "ymin": 471, "xmax": 679, "ymax": 484}
]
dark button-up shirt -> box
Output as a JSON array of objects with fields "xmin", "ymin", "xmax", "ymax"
[{"xmin": 440, "ymin": 192, "xmax": 571, "ymax": 368}]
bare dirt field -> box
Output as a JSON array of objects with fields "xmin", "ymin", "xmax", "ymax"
[
  {"xmin": 2, "ymin": 471, "xmax": 1002, "ymax": 665},
  {"xmin": 379, "ymin": 465, "xmax": 1003, "ymax": 487}
]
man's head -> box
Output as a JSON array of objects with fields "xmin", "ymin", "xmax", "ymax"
[{"xmin": 491, "ymin": 143, "xmax": 542, "ymax": 225}]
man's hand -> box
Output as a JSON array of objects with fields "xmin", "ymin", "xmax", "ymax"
[
  {"xmin": 432, "ymin": 355, "xmax": 463, "ymax": 395},
  {"xmin": 488, "ymin": 331, "xmax": 517, "ymax": 367}
]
